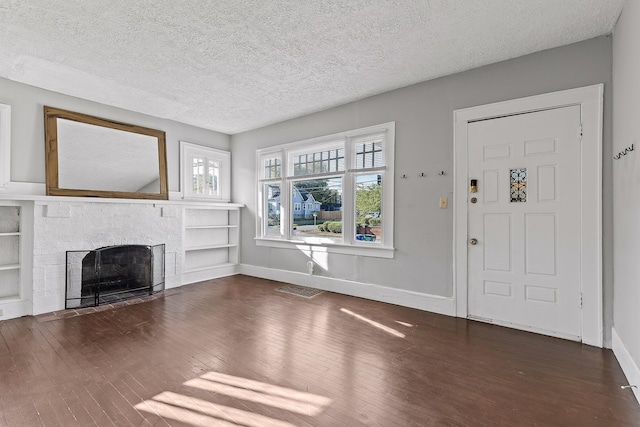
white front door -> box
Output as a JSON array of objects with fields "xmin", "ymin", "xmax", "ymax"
[{"xmin": 467, "ymin": 105, "xmax": 582, "ymax": 340}]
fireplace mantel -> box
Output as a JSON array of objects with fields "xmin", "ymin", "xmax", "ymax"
[{"xmin": 0, "ymin": 193, "xmax": 243, "ymax": 207}]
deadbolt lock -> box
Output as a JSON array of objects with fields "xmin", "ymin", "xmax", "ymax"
[
  {"xmin": 469, "ymin": 238, "xmax": 478, "ymax": 245},
  {"xmin": 470, "ymin": 179, "xmax": 478, "ymax": 193},
  {"xmin": 470, "ymin": 197, "xmax": 477, "ymax": 204}
]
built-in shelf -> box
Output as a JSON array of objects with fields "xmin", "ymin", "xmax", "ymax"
[
  {"xmin": 0, "ymin": 203, "xmax": 21, "ymax": 301},
  {"xmin": 183, "ymin": 206, "xmax": 240, "ymax": 281}
]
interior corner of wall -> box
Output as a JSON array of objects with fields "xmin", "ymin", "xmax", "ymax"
[{"xmin": 612, "ymin": 326, "xmax": 640, "ymax": 406}]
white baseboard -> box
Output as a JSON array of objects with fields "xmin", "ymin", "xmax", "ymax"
[
  {"xmin": 0, "ymin": 298, "xmax": 33, "ymax": 320},
  {"xmin": 238, "ymin": 263, "xmax": 456, "ymax": 316},
  {"xmin": 612, "ymin": 327, "xmax": 640, "ymax": 406}
]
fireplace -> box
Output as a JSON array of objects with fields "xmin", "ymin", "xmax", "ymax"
[{"xmin": 66, "ymin": 244, "xmax": 165, "ymax": 308}]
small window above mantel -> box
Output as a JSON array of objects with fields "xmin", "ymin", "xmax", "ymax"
[{"xmin": 180, "ymin": 141, "xmax": 230, "ymax": 201}]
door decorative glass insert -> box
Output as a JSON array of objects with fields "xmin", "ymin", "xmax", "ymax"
[{"xmin": 510, "ymin": 168, "xmax": 527, "ymax": 202}]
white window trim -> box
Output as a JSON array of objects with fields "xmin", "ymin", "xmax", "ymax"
[
  {"xmin": 256, "ymin": 122, "xmax": 395, "ymax": 258},
  {"xmin": 0, "ymin": 103, "xmax": 11, "ymax": 190},
  {"xmin": 180, "ymin": 141, "xmax": 230, "ymax": 201}
]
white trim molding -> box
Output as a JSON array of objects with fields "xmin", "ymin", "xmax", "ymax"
[
  {"xmin": 453, "ymin": 84, "xmax": 604, "ymax": 347},
  {"xmin": 0, "ymin": 103, "xmax": 11, "ymax": 190},
  {"xmin": 612, "ymin": 327, "xmax": 640, "ymax": 405},
  {"xmin": 239, "ymin": 264, "xmax": 456, "ymax": 316}
]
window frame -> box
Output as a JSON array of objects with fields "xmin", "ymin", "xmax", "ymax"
[
  {"xmin": 256, "ymin": 122, "xmax": 395, "ymax": 258},
  {"xmin": 180, "ymin": 141, "xmax": 230, "ymax": 201}
]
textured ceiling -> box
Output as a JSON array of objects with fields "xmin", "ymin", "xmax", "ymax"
[{"xmin": 0, "ymin": 0, "xmax": 624, "ymax": 134}]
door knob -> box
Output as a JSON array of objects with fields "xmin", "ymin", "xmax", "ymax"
[{"xmin": 469, "ymin": 238, "xmax": 478, "ymax": 245}]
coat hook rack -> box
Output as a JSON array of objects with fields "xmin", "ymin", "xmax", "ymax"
[{"xmin": 614, "ymin": 144, "xmax": 634, "ymax": 160}]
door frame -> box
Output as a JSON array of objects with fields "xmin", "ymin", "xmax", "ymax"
[{"xmin": 453, "ymin": 84, "xmax": 604, "ymax": 347}]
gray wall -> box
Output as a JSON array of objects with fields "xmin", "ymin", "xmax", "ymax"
[
  {"xmin": 613, "ymin": 1, "xmax": 640, "ymax": 365},
  {"xmin": 0, "ymin": 77, "xmax": 230, "ymax": 191},
  {"xmin": 232, "ymin": 37, "xmax": 614, "ymax": 341}
]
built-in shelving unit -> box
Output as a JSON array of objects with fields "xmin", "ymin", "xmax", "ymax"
[
  {"xmin": 182, "ymin": 204, "xmax": 241, "ymax": 283},
  {"xmin": 0, "ymin": 205, "xmax": 21, "ymax": 299}
]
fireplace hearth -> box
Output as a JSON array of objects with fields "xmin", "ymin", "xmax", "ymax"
[{"xmin": 66, "ymin": 244, "xmax": 165, "ymax": 308}]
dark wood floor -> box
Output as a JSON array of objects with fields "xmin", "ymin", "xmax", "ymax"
[{"xmin": 1, "ymin": 275, "xmax": 638, "ymax": 426}]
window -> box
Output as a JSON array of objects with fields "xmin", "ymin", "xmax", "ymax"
[
  {"xmin": 264, "ymin": 183, "xmax": 281, "ymax": 236},
  {"xmin": 264, "ymin": 157, "xmax": 281, "ymax": 179},
  {"xmin": 181, "ymin": 141, "xmax": 230, "ymax": 201},
  {"xmin": 291, "ymin": 177, "xmax": 343, "ymax": 240},
  {"xmin": 256, "ymin": 122, "xmax": 395, "ymax": 257}
]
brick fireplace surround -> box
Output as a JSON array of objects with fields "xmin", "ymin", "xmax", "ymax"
[{"xmin": 32, "ymin": 199, "xmax": 182, "ymax": 314}]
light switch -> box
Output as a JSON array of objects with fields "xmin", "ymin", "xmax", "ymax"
[{"xmin": 439, "ymin": 197, "xmax": 448, "ymax": 209}]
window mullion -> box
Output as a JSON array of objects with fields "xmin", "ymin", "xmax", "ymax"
[
  {"xmin": 343, "ymin": 137, "xmax": 354, "ymax": 244},
  {"xmin": 281, "ymin": 149, "xmax": 292, "ymax": 238},
  {"xmin": 204, "ymin": 156, "xmax": 211, "ymax": 195},
  {"xmin": 284, "ymin": 179, "xmax": 294, "ymax": 240},
  {"xmin": 285, "ymin": 170, "xmax": 345, "ymax": 180},
  {"xmin": 347, "ymin": 166, "xmax": 386, "ymax": 174},
  {"xmin": 343, "ymin": 173, "xmax": 355, "ymax": 245}
]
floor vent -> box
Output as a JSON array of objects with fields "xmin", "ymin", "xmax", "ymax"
[{"xmin": 276, "ymin": 284, "xmax": 325, "ymax": 298}]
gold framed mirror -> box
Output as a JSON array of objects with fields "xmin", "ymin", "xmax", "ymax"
[{"xmin": 44, "ymin": 106, "xmax": 169, "ymax": 200}]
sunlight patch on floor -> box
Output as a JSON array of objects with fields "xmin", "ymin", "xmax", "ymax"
[
  {"xmin": 395, "ymin": 320, "xmax": 414, "ymax": 327},
  {"xmin": 340, "ymin": 308, "xmax": 406, "ymax": 338},
  {"xmin": 135, "ymin": 371, "xmax": 332, "ymax": 426},
  {"xmin": 138, "ymin": 391, "xmax": 296, "ymax": 427},
  {"xmin": 185, "ymin": 377, "xmax": 328, "ymax": 416},
  {"xmin": 200, "ymin": 371, "xmax": 330, "ymax": 406}
]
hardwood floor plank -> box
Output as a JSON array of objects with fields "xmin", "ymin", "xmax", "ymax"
[
  {"xmin": 67, "ymin": 384, "xmax": 117, "ymax": 427},
  {"xmin": 56, "ymin": 383, "xmax": 99, "ymax": 427}
]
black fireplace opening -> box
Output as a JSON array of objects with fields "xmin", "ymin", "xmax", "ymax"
[{"xmin": 66, "ymin": 244, "xmax": 165, "ymax": 309}]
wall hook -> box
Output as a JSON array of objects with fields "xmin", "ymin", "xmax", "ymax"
[
  {"xmin": 614, "ymin": 144, "xmax": 634, "ymax": 160},
  {"xmin": 418, "ymin": 172, "xmax": 426, "ymax": 177},
  {"xmin": 438, "ymin": 171, "xmax": 446, "ymax": 176},
  {"xmin": 401, "ymin": 174, "xmax": 408, "ymax": 179}
]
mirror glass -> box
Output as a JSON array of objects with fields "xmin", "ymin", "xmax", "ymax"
[
  {"xmin": 57, "ymin": 119, "xmax": 161, "ymax": 192},
  {"xmin": 44, "ymin": 107, "xmax": 168, "ymax": 200}
]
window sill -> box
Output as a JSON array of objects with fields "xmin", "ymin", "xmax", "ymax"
[{"xmin": 255, "ymin": 238, "xmax": 395, "ymax": 259}]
